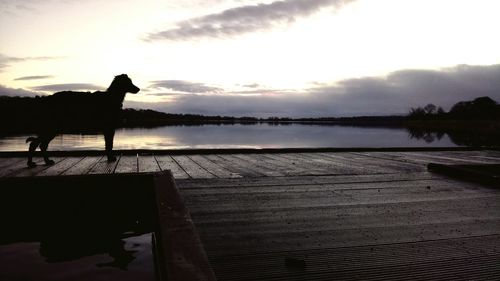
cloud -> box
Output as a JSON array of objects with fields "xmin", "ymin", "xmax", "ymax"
[
  {"xmin": 0, "ymin": 0, "xmax": 35, "ymax": 15},
  {"xmin": 0, "ymin": 0, "xmax": 84, "ymax": 15},
  {"xmin": 31, "ymin": 83, "xmax": 103, "ymax": 92},
  {"xmin": 305, "ymin": 64, "xmax": 500, "ymax": 116},
  {"xmin": 14, "ymin": 75, "xmax": 54, "ymax": 81},
  {"xmin": 150, "ymin": 80, "xmax": 222, "ymax": 93},
  {"xmin": 0, "ymin": 84, "xmax": 41, "ymax": 97},
  {"xmin": 240, "ymin": 83, "xmax": 261, "ymax": 88},
  {"xmin": 146, "ymin": 0, "xmax": 353, "ymax": 41},
  {"xmin": 131, "ymin": 64, "xmax": 500, "ymax": 117},
  {"xmin": 0, "ymin": 53, "xmax": 64, "ymax": 72}
]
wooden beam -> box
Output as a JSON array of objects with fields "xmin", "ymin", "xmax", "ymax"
[{"xmin": 153, "ymin": 171, "xmax": 216, "ymax": 281}]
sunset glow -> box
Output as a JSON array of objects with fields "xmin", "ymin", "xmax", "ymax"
[{"xmin": 1, "ymin": 0, "xmax": 500, "ymax": 116}]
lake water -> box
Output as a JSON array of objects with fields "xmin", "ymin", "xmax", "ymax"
[{"xmin": 0, "ymin": 123, "xmax": 461, "ymax": 151}]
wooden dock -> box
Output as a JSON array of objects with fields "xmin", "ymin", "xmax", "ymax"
[{"xmin": 1, "ymin": 148, "xmax": 500, "ymax": 280}]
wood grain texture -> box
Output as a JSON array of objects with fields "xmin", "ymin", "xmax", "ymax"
[
  {"xmin": 172, "ymin": 155, "xmax": 215, "ymax": 179},
  {"xmin": 155, "ymin": 155, "xmax": 190, "ymax": 179},
  {"xmin": 138, "ymin": 154, "xmax": 161, "ymax": 173},
  {"xmin": 114, "ymin": 154, "xmax": 138, "ymax": 173},
  {"xmin": 62, "ymin": 156, "xmax": 102, "ymax": 175}
]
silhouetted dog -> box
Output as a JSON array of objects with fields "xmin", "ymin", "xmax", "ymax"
[{"xmin": 26, "ymin": 74, "xmax": 140, "ymax": 168}]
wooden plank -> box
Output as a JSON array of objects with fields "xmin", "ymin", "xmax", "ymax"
[
  {"xmin": 407, "ymin": 151, "xmax": 500, "ymax": 165},
  {"xmin": 183, "ymin": 184, "xmax": 498, "ymax": 211},
  {"xmin": 423, "ymin": 151, "xmax": 500, "ymax": 164},
  {"xmin": 366, "ymin": 151, "xmax": 488, "ymax": 167},
  {"xmin": 192, "ymin": 208, "xmax": 500, "ymax": 243},
  {"xmin": 353, "ymin": 151, "xmax": 426, "ymax": 165},
  {"xmin": 0, "ymin": 158, "xmax": 32, "ymax": 177},
  {"xmin": 180, "ymin": 175, "xmax": 498, "ymax": 213},
  {"xmin": 37, "ymin": 157, "xmax": 85, "ymax": 176},
  {"xmin": 319, "ymin": 152, "xmax": 424, "ymax": 173},
  {"xmin": 281, "ymin": 153, "xmax": 371, "ymax": 175},
  {"xmin": 0, "ymin": 157, "xmax": 25, "ymax": 170},
  {"xmin": 196, "ymin": 215, "xmax": 500, "ymax": 256},
  {"xmin": 155, "ymin": 155, "xmax": 189, "ymax": 179},
  {"xmin": 424, "ymin": 150, "xmax": 500, "ymax": 159},
  {"xmin": 348, "ymin": 152, "xmax": 426, "ymax": 173},
  {"xmin": 390, "ymin": 152, "xmax": 483, "ymax": 165},
  {"xmin": 258, "ymin": 154, "xmax": 315, "ymax": 175},
  {"xmin": 204, "ymin": 155, "xmax": 265, "ymax": 178},
  {"xmin": 9, "ymin": 157, "xmax": 65, "ymax": 177},
  {"xmin": 8, "ymin": 157, "xmax": 64, "ymax": 177},
  {"xmin": 186, "ymin": 184, "xmax": 499, "ymax": 210},
  {"xmin": 180, "ymin": 178, "xmax": 490, "ymax": 196},
  {"xmin": 188, "ymin": 155, "xmax": 241, "ymax": 178},
  {"xmin": 187, "ymin": 196, "xmax": 500, "ymax": 225},
  {"xmin": 223, "ymin": 154, "xmax": 292, "ymax": 177},
  {"xmin": 229, "ymin": 154, "xmax": 286, "ymax": 177},
  {"xmin": 172, "ymin": 155, "xmax": 215, "ymax": 179},
  {"xmin": 88, "ymin": 156, "xmax": 121, "ymax": 174},
  {"xmin": 61, "ymin": 156, "xmax": 103, "ymax": 175},
  {"xmin": 250, "ymin": 153, "xmax": 318, "ymax": 176},
  {"xmin": 176, "ymin": 172, "xmax": 440, "ymax": 189},
  {"xmin": 114, "ymin": 154, "xmax": 137, "ymax": 173},
  {"xmin": 138, "ymin": 154, "xmax": 161, "ymax": 173},
  {"xmin": 208, "ymin": 236, "xmax": 500, "ymax": 281},
  {"xmin": 272, "ymin": 153, "xmax": 338, "ymax": 175}
]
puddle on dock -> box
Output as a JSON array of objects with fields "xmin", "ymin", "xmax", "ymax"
[
  {"xmin": 0, "ymin": 175, "xmax": 160, "ymax": 281},
  {"xmin": 0, "ymin": 234, "xmax": 155, "ymax": 281}
]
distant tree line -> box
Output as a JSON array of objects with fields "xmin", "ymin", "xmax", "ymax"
[
  {"xmin": 1, "ymin": 94, "xmax": 499, "ymax": 135},
  {"xmin": 408, "ymin": 96, "xmax": 500, "ymax": 120},
  {"xmin": 406, "ymin": 96, "xmax": 500, "ymax": 147}
]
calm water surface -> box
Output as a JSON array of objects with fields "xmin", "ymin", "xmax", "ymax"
[{"xmin": 0, "ymin": 123, "xmax": 459, "ymax": 151}]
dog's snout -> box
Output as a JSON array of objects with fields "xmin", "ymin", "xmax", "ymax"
[{"xmin": 131, "ymin": 85, "xmax": 140, "ymax": 94}]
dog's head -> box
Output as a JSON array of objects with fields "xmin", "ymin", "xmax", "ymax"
[{"xmin": 110, "ymin": 74, "xmax": 140, "ymax": 94}]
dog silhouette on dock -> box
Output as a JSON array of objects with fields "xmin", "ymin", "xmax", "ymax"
[{"xmin": 26, "ymin": 74, "xmax": 140, "ymax": 168}]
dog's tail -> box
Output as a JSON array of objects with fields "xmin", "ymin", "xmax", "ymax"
[{"xmin": 26, "ymin": 137, "xmax": 37, "ymax": 143}]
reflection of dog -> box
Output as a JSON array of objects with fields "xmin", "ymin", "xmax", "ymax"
[{"xmin": 26, "ymin": 74, "xmax": 140, "ymax": 168}]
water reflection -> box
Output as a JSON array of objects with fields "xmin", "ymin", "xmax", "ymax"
[
  {"xmin": 407, "ymin": 127, "xmax": 500, "ymax": 147},
  {"xmin": 0, "ymin": 176, "xmax": 157, "ymax": 281},
  {"xmin": 0, "ymin": 123, "xmax": 462, "ymax": 151}
]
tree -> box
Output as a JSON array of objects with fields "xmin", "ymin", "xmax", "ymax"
[
  {"xmin": 423, "ymin": 104, "xmax": 437, "ymax": 115},
  {"xmin": 408, "ymin": 107, "xmax": 426, "ymax": 119},
  {"xmin": 449, "ymin": 96, "xmax": 498, "ymax": 119},
  {"xmin": 437, "ymin": 107, "xmax": 445, "ymax": 115}
]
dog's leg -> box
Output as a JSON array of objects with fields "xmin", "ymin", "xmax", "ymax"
[
  {"xmin": 40, "ymin": 136, "xmax": 55, "ymax": 165},
  {"xmin": 27, "ymin": 137, "xmax": 40, "ymax": 168},
  {"xmin": 104, "ymin": 129, "xmax": 116, "ymax": 162}
]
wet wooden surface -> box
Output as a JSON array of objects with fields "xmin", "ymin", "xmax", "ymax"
[
  {"xmin": 174, "ymin": 150, "xmax": 500, "ymax": 281},
  {"xmin": 2, "ymin": 150, "xmax": 499, "ymax": 179},
  {"xmin": 1, "ymin": 150, "xmax": 500, "ymax": 280}
]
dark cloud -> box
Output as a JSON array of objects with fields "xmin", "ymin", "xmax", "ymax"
[
  {"xmin": 241, "ymin": 83, "xmax": 261, "ymax": 88},
  {"xmin": 304, "ymin": 64, "xmax": 500, "ymax": 116},
  {"xmin": 14, "ymin": 75, "xmax": 54, "ymax": 81},
  {"xmin": 150, "ymin": 80, "xmax": 222, "ymax": 93},
  {"xmin": 31, "ymin": 83, "xmax": 103, "ymax": 92},
  {"xmin": 0, "ymin": 53, "xmax": 64, "ymax": 72},
  {"xmin": 146, "ymin": 0, "xmax": 353, "ymax": 41},
  {"xmin": 132, "ymin": 64, "xmax": 500, "ymax": 117},
  {"xmin": 0, "ymin": 84, "xmax": 41, "ymax": 97}
]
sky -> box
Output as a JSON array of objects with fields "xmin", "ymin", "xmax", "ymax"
[{"xmin": 1, "ymin": 0, "xmax": 500, "ymax": 117}]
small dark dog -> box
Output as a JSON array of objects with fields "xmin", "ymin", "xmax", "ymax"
[{"xmin": 26, "ymin": 74, "xmax": 140, "ymax": 168}]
